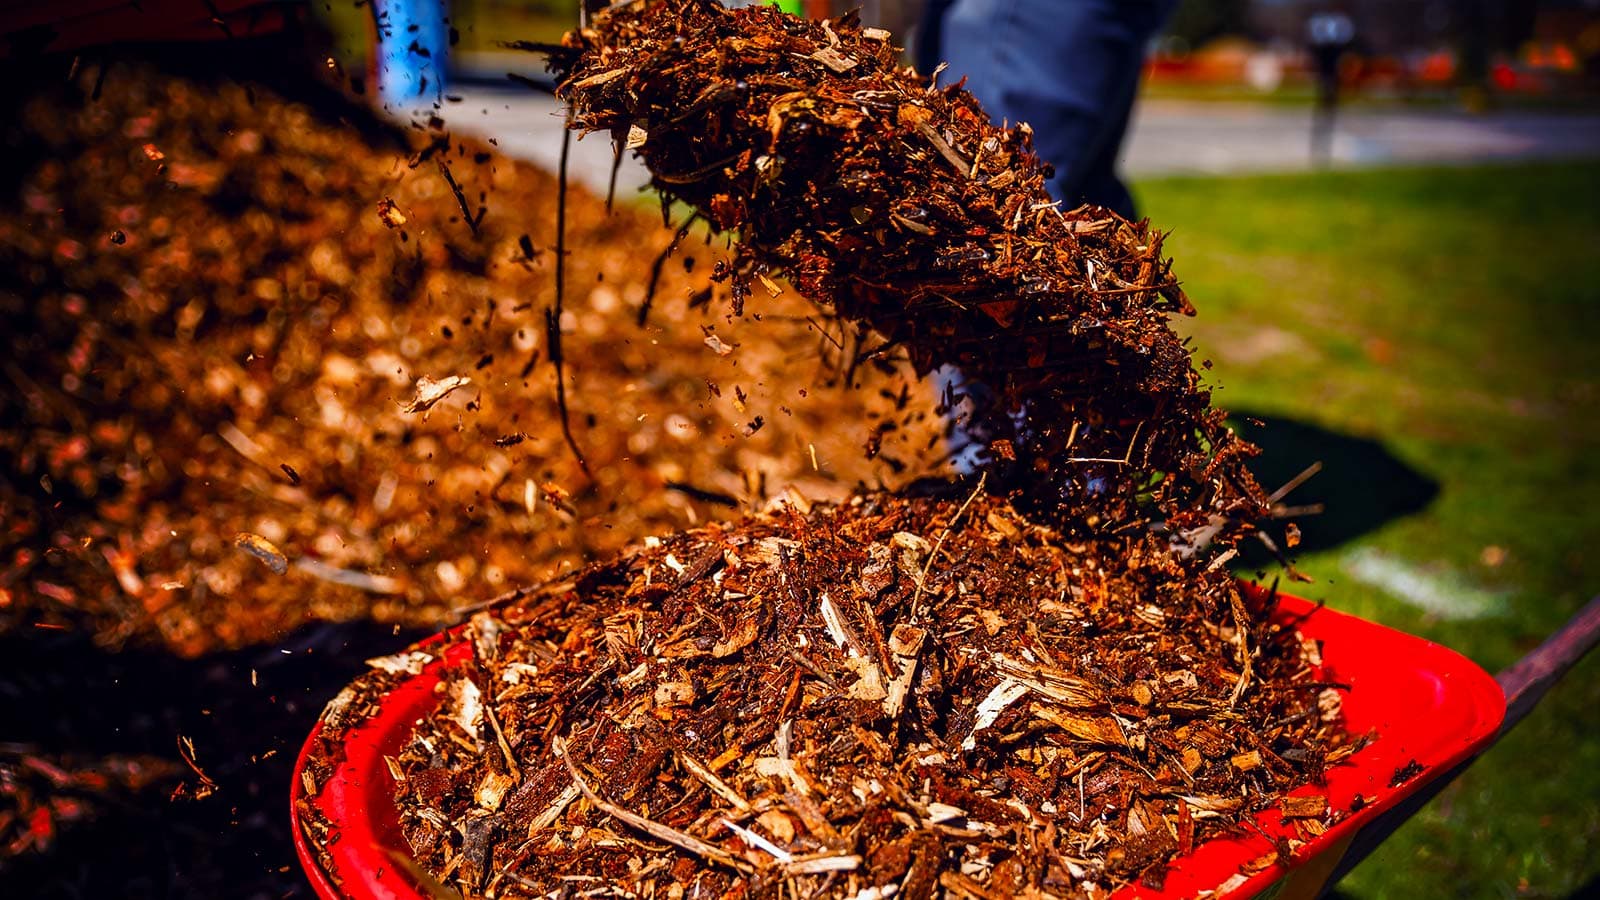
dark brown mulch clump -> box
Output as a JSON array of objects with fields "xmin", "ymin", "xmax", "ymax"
[
  {"xmin": 386, "ymin": 491, "xmax": 1352, "ymax": 898},
  {"xmin": 0, "ymin": 56, "xmax": 943, "ymax": 657}
]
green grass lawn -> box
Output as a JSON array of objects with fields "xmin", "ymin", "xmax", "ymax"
[{"xmin": 1135, "ymin": 161, "xmax": 1600, "ymax": 898}]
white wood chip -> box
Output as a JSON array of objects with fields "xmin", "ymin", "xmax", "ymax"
[
  {"xmin": 963, "ymin": 678, "xmax": 1029, "ymax": 750},
  {"xmin": 402, "ymin": 374, "xmax": 470, "ymax": 413}
]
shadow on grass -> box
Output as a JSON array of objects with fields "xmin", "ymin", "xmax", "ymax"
[
  {"xmin": 1234, "ymin": 413, "xmax": 1440, "ymax": 561},
  {"xmin": 0, "ymin": 620, "xmax": 427, "ymax": 899}
]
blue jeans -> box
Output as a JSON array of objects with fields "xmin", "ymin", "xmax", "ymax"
[
  {"xmin": 921, "ymin": 0, "xmax": 1176, "ymax": 219},
  {"xmin": 921, "ymin": 0, "xmax": 1175, "ymax": 470}
]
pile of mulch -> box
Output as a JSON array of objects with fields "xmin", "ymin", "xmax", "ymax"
[
  {"xmin": 0, "ymin": 45, "xmax": 944, "ymax": 894},
  {"xmin": 0, "ymin": 54, "xmax": 945, "ymax": 659},
  {"xmin": 364, "ymin": 491, "xmax": 1351, "ymax": 898}
]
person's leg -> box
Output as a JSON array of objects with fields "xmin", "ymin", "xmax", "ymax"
[
  {"xmin": 928, "ymin": 0, "xmax": 1174, "ymax": 467},
  {"xmin": 1073, "ymin": 55, "xmax": 1143, "ymax": 218},
  {"xmin": 915, "ymin": 0, "xmax": 957, "ymax": 76},
  {"xmin": 1086, "ymin": 0, "xmax": 1179, "ymax": 216},
  {"xmin": 934, "ymin": 0, "xmax": 1173, "ymax": 216}
]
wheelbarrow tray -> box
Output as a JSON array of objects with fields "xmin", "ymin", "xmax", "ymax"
[{"xmin": 291, "ymin": 591, "xmax": 1506, "ymax": 899}]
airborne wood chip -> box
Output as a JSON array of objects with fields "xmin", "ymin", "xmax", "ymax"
[
  {"xmin": 376, "ymin": 197, "xmax": 407, "ymax": 228},
  {"xmin": 401, "ymin": 375, "xmax": 471, "ymax": 413},
  {"xmin": 232, "ymin": 533, "xmax": 287, "ymax": 575}
]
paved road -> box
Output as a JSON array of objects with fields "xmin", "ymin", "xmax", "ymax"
[
  {"xmin": 436, "ymin": 88, "xmax": 654, "ymax": 198},
  {"xmin": 429, "ymin": 85, "xmax": 1600, "ymax": 196},
  {"xmin": 1124, "ymin": 99, "xmax": 1600, "ymax": 175}
]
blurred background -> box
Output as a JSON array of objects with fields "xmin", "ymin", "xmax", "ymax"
[
  {"xmin": 2, "ymin": 1, "xmax": 1598, "ymax": 898},
  {"xmin": 316, "ymin": 0, "xmax": 1600, "ymax": 107}
]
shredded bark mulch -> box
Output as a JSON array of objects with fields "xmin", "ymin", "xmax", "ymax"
[{"xmin": 380, "ymin": 491, "xmax": 1351, "ymax": 898}]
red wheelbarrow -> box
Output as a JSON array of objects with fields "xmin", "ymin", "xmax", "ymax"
[{"xmin": 290, "ymin": 588, "xmax": 1599, "ymax": 899}]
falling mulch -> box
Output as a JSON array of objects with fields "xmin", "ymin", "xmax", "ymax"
[
  {"xmin": 550, "ymin": 0, "xmax": 1271, "ymax": 540},
  {"xmin": 306, "ymin": 2, "xmax": 1346, "ymax": 898},
  {"xmin": 0, "ymin": 54, "xmax": 944, "ymax": 658}
]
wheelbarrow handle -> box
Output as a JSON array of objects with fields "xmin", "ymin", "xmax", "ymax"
[
  {"xmin": 1317, "ymin": 593, "xmax": 1600, "ymax": 896},
  {"xmin": 1495, "ymin": 593, "xmax": 1600, "ymax": 733}
]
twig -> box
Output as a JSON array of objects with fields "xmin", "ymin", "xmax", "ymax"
[
  {"xmin": 176, "ymin": 735, "xmax": 218, "ymax": 796},
  {"xmin": 680, "ymin": 752, "xmax": 753, "ymax": 814},
  {"xmin": 909, "ymin": 472, "xmax": 987, "ymax": 620},
  {"xmin": 786, "ymin": 647, "xmax": 839, "ymax": 689},
  {"xmin": 435, "ymin": 158, "xmax": 480, "ymax": 236},
  {"xmin": 1206, "ymin": 548, "xmax": 1238, "ymax": 572},
  {"xmin": 506, "ymin": 72, "xmax": 556, "ymax": 95},
  {"xmin": 639, "ymin": 215, "xmax": 698, "ymax": 327},
  {"xmin": 552, "ymin": 122, "xmax": 591, "ymax": 476},
  {"xmin": 913, "ymin": 120, "xmax": 969, "ymax": 175},
  {"xmin": 293, "ymin": 558, "xmax": 406, "ymax": 595},
  {"xmin": 1270, "ymin": 503, "xmax": 1325, "ymax": 518},
  {"xmin": 484, "ymin": 702, "xmax": 522, "ymax": 781},
  {"xmin": 805, "ymin": 316, "xmax": 846, "ymax": 352},
  {"xmin": 721, "ymin": 818, "xmax": 791, "ymax": 862},
  {"xmin": 606, "ymin": 136, "xmax": 624, "ymax": 213},
  {"xmin": 1268, "ymin": 461, "xmax": 1323, "ymax": 504},
  {"xmin": 450, "ymin": 585, "xmax": 534, "ymax": 618},
  {"xmin": 555, "ymin": 737, "xmax": 750, "ymax": 872},
  {"xmin": 1089, "ymin": 281, "xmax": 1180, "ymax": 297},
  {"xmin": 1227, "ymin": 588, "xmax": 1254, "ymax": 708},
  {"xmin": 782, "ymin": 854, "xmax": 860, "ymax": 876},
  {"xmin": 534, "ymin": 781, "xmax": 582, "ymax": 835}
]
